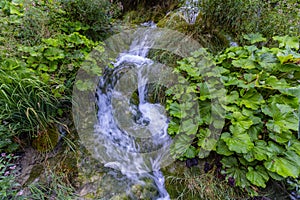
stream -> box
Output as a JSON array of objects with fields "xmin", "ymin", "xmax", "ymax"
[{"xmin": 94, "ymin": 23, "xmax": 171, "ymax": 199}]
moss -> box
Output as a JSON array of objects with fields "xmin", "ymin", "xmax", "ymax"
[
  {"xmin": 157, "ymin": 12, "xmax": 192, "ymax": 32},
  {"xmin": 32, "ymin": 125, "xmax": 59, "ymax": 152},
  {"xmin": 25, "ymin": 164, "xmax": 45, "ymax": 185}
]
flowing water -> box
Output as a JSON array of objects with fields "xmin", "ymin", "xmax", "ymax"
[
  {"xmin": 94, "ymin": 24, "xmax": 171, "ymax": 199},
  {"xmin": 179, "ymin": 0, "xmax": 200, "ymax": 24},
  {"xmin": 92, "ymin": 1, "xmax": 202, "ymax": 198}
]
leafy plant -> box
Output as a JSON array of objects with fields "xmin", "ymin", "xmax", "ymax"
[
  {"xmin": 166, "ymin": 35, "xmax": 300, "ymax": 195},
  {"xmin": 194, "ymin": 0, "xmax": 299, "ymax": 46},
  {"xmin": 60, "ymin": 0, "xmax": 114, "ymax": 41},
  {"xmin": 0, "ymin": 153, "xmax": 19, "ymax": 199}
]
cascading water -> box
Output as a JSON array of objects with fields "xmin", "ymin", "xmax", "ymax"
[
  {"xmin": 94, "ymin": 24, "xmax": 171, "ymax": 199},
  {"xmin": 179, "ymin": 0, "xmax": 200, "ymax": 24}
]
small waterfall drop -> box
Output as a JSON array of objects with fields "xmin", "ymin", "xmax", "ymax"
[
  {"xmin": 94, "ymin": 24, "xmax": 171, "ymax": 199},
  {"xmin": 179, "ymin": 0, "xmax": 200, "ymax": 24}
]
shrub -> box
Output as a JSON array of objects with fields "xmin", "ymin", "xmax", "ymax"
[
  {"xmin": 166, "ymin": 34, "xmax": 300, "ymax": 195},
  {"xmin": 196, "ymin": 0, "xmax": 300, "ymax": 44},
  {"xmin": 60, "ymin": 0, "xmax": 114, "ymax": 41}
]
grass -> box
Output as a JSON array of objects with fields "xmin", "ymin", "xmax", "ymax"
[
  {"xmin": 165, "ymin": 168, "xmax": 247, "ymax": 200},
  {"xmin": 0, "ymin": 69, "xmax": 59, "ymax": 150}
]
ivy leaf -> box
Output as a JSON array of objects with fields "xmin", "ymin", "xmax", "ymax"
[
  {"xmin": 243, "ymin": 33, "xmax": 266, "ymax": 44},
  {"xmin": 246, "ymin": 166, "xmax": 269, "ymax": 188},
  {"xmin": 268, "ymin": 171, "xmax": 284, "ymax": 181},
  {"xmin": 231, "ymin": 113, "xmax": 253, "ymax": 131},
  {"xmin": 226, "ymin": 91, "xmax": 239, "ymax": 104},
  {"xmin": 268, "ymin": 94, "xmax": 299, "ymax": 109},
  {"xmin": 269, "ymin": 131, "xmax": 293, "ymax": 144},
  {"xmin": 284, "ymin": 150, "xmax": 300, "ymax": 167},
  {"xmin": 221, "ymin": 132, "xmax": 254, "ymax": 154},
  {"xmin": 199, "ymin": 101, "xmax": 212, "ymax": 124},
  {"xmin": 199, "ymin": 136, "xmax": 217, "ymax": 151},
  {"xmin": 239, "ymin": 89, "xmax": 265, "ymax": 110},
  {"xmin": 42, "ymin": 38, "xmax": 63, "ymax": 47},
  {"xmin": 167, "ymin": 120, "xmax": 180, "ymax": 136}
]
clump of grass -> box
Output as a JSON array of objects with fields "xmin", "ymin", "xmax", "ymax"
[
  {"xmin": 27, "ymin": 170, "xmax": 78, "ymax": 200},
  {"xmin": 0, "ymin": 69, "xmax": 59, "ymax": 150},
  {"xmin": 166, "ymin": 170, "xmax": 247, "ymax": 200}
]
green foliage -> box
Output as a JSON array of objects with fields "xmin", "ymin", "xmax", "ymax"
[
  {"xmin": 196, "ymin": 0, "xmax": 300, "ymax": 45},
  {"xmin": 0, "ymin": 153, "xmax": 19, "ymax": 199},
  {"xmin": 166, "ymin": 169, "xmax": 247, "ymax": 199},
  {"xmin": 18, "ymin": 32, "xmax": 97, "ymax": 97},
  {"xmin": 167, "ymin": 35, "xmax": 300, "ymax": 195},
  {"xmin": 0, "ymin": 0, "xmax": 101, "ymax": 152},
  {"xmin": 60, "ymin": 0, "xmax": 114, "ymax": 41},
  {"xmin": 27, "ymin": 170, "xmax": 78, "ymax": 200},
  {"xmin": 0, "ymin": 70, "xmax": 59, "ymax": 151}
]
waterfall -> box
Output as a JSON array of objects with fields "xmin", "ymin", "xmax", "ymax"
[
  {"xmin": 94, "ymin": 24, "xmax": 171, "ymax": 199},
  {"xmin": 179, "ymin": 0, "xmax": 200, "ymax": 24}
]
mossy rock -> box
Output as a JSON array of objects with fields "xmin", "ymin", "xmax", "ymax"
[
  {"xmin": 157, "ymin": 12, "xmax": 192, "ymax": 33},
  {"xmin": 32, "ymin": 125, "xmax": 59, "ymax": 152}
]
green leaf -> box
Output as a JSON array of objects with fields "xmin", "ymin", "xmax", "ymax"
[
  {"xmin": 171, "ymin": 134, "xmax": 194, "ymax": 159},
  {"xmin": 264, "ymin": 156, "xmax": 300, "ymax": 178},
  {"xmin": 221, "ymin": 132, "xmax": 254, "ymax": 154},
  {"xmin": 262, "ymin": 103, "xmax": 299, "ymax": 132},
  {"xmin": 265, "ymin": 76, "xmax": 289, "ymax": 90},
  {"xmin": 268, "ymin": 171, "xmax": 284, "ymax": 181},
  {"xmin": 43, "ymin": 47, "xmax": 65, "ymax": 61},
  {"xmin": 216, "ymin": 139, "xmax": 234, "ymax": 156},
  {"xmin": 167, "ymin": 120, "xmax": 180, "ymax": 136},
  {"xmin": 246, "ymin": 166, "xmax": 269, "ymax": 188},
  {"xmin": 243, "ymin": 33, "xmax": 266, "ymax": 44},
  {"xmin": 226, "ymin": 167, "xmax": 250, "ymax": 188},
  {"xmin": 184, "ymin": 146, "xmax": 197, "ymax": 158},
  {"xmin": 181, "ymin": 119, "xmax": 198, "ymax": 135},
  {"xmin": 232, "ymin": 58, "xmax": 257, "ymax": 69},
  {"xmin": 239, "ymin": 89, "xmax": 265, "ymax": 110},
  {"xmin": 280, "ymin": 85, "xmax": 300, "ymax": 98},
  {"xmin": 287, "ymin": 139, "xmax": 300, "ymax": 156},
  {"xmin": 273, "ymin": 36, "xmax": 299, "ymax": 50},
  {"xmin": 167, "ymin": 102, "xmax": 182, "ymax": 118},
  {"xmin": 221, "ymin": 156, "xmax": 238, "ymax": 167},
  {"xmin": 75, "ymin": 80, "xmax": 94, "ymax": 91},
  {"xmin": 244, "ymin": 140, "xmax": 274, "ymax": 162}
]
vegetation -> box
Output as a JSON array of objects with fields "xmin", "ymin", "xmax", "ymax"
[
  {"xmin": 0, "ymin": 0, "xmax": 299, "ymax": 199},
  {"xmin": 166, "ymin": 34, "xmax": 300, "ymax": 195}
]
